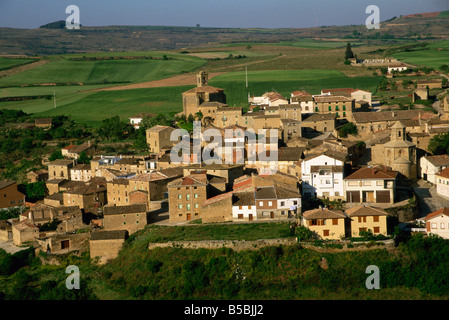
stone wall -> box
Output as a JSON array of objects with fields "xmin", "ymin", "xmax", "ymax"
[
  {"xmin": 148, "ymin": 238, "xmax": 296, "ymax": 251},
  {"xmin": 90, "ymin": 238, "xmax": 126, "ymax": 264}
]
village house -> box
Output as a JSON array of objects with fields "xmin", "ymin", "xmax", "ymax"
[
  {"xmin": 70, "ymin": 164, "xmax": 92, "ymax": 182},
  {"xmin": 436, "ymin": 167, "xmax": 449, "ymax": 199},
  {"xmin": 129, "ymin": 113, "xmax": 157, "ymax": 129},
  {"xmin": 90, "ymin": 230, "xmax": 129, "ymax": 264},
  {"xmin": 34, "ymin": 118, "xmax": 52, "ymax": 129},
  {"xmin": 232, "ymin": 191, "xmax": 257, "ymax": 221},
  {"xmin": 301, "ymin": 151, "xmax": 347, "ymax": 200},
  {"xmin": 417, "ymin": 79, "xmax": 443, "ymax": 90},
  {"xmin": 36, "ymin": 232, "xmax": 90, "ymax": 255},
  {"xmin": 344, "ymin": 167, "xmax": 398, "ymax": 205},
  {"xmin": 424, "ymin": 207, "xmax": 449, "ymax": 239},
  {"xmin": 249, "ymin": 91, "xmax": 288, "ymax": 107},
  {"xmin": 301, "ymin": 207, "xmax": 349, "ymax": 240},
  {"xmin": 246, "ymin": 147, "xmax": 304, "ymax": 178},
  {"xmin": 103, "ymin": 203, "xmax": 147, "ymax": 234},
  {"xmin": 26, "ymin": 169, "xmax": 48, "ymax": 183},
  {"xmin": 90, "ymin": 155, "xmax": 123, "ymax": 176},
  {"xmin": 312, "ymin": 95, "xmax": 355, "ymax": 122},
  {"xmin": 387, "ymin": 63, "xmax": 407, "ymax": 74},
  {"xmin": 280, "ymin": 118, "xmax": 302, "ymax": 142},
  {"xmin": 167, "ymin": 173, "xmax": 210, "ymax": 223},
  {"xmin": 345, "ymin": 205, "xmax": 388, "ymax": 237},
  {"xmin": 45, "ymin": 179, "xmax": 86, "ymax": 196},
  {"xmin": 61, "ymin": 141, "xmax": 95, "ymax": 160},
  {"xmin": 48, "ymin": 159, "xmax": 75, "ymax": 180},
  {"xmin": 420, "ymin": 154, "xmax": 449, "ymax": 184},
  {"xmin": 321, "ymin": 88, "xmax": 372, "ymax": 106},
  {"xmin": 12, "ymin": 219, "xmax": 39, "ymax": 246},
  {"xmin": 301, "ymin": 113, "xmax": 336, "ymax": 138},
  {"xmin": 63, "ymin": 180, "xmax": 107, "ymax": 212},
  {"xmin": 412, "ymin": 87, "xmax": 429, "ymax": 103},
  {"xmin": 0, "ymin": 179, "xmax": 25, "ymax": 209},
  {"xmin": 146, "ymin": 125, "xmax": 177, "ymax": 155}
]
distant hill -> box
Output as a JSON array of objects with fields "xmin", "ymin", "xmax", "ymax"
[
  {"xmin": 40, "ymin": 20, "xmax": 66, "ymax": 29},
  {"xmin": 1, "ymin": 11, "xmax": 448, "ymax": 56}
]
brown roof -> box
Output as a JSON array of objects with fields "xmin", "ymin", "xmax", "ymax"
[
  {"xmin": 314, "ymin": 95, "xmax": 354, "ymax": 103},
  {"xmin": 303, "ymin": 208, "xmax": 346, "ymax": 220},
  {"xmin": 352, "ymin": 110, "xmax": 431, "ymax": 124},
  {"xmin": 437, "ymin": 167, "xmax": 449, "ymax": 179},
  {"xmin": 183, "ymin": 85, "xmax": 224, "ymax": 94},
  {"xmin": 146, "ymin": 125, "xmax": 173, "ymax": 133},
  {"xmin": 304, "ymin": 150, "xmax": 348, "ymax": 162},
  {"xmin": 0, "ymin": 179, "xmax": 17, "ymax": 190},
  {"xmin": 423, "ymin": 155, "xmax": 449, "ymax": 167},
  {"xmin": 233, "ymin": 191, "xmax": 255, "ymax": 206},
  {"xmin": 345, "ymin": 205, "xmax": 387, "ymax": 217},
  {"xmin": 425, "ymin": 207, "xmax": 449, "ymax": 221},
  {"xmin": 103, "ymin": 204, "xmax": 147, "ymax": 215},
  {"xmin": 310, "ymin": 165, "xmax": 344, "ymax": 173},
  {"xmin": 48, "ymin": 159, "xmax": 74, "ymax": 166},
  {"xmin": 255, "ymin": 186, "xmax": 277, "ymax": 200},
  {"xmin": 302, "ymin": 113, "xmax": 336, "ymax": 122},
  {"xmin": 35, "ymin": 118, "xmax": 52, "ymax": 125},
  {"xmin": 344, "ymin": 167, "xmax": 398, "ymax": 180}
]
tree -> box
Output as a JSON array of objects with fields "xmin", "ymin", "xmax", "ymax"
[
  {"xmin": 345, "ymin": 42, "xmax": 354, "ymax": 60},
  {"xmin": 19, "ymin": 181, "xmax": 47, "ymax": 202},
  {"xmin": 428, "ymin": 132, "xmax": 449, "ymax": 155},
  {"xmin": 77, "ymin": 151, "xmax": 91, "ymax": 164},
  {"xmin": 338, "ymin": 122, "xmax": 358, "ymax": 138},
  {"xmin": 140, "ymin": 113, "xmax": 171, "ymax": 130},
  {"xmin": 48, "ymin": 149, "xmax": 64, "ymax": 161}
]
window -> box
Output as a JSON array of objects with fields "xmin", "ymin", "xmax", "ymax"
[
  {"xmin": 373, "ymin": 227, "xmax": 380, "ymax": 233},
  {"xmin": 323, "ymin": 230, "xmax": 330, "ymax": 237},
  {"xmin": 186, "ymin": 194, "xmax": 190, "ymax": 200},
  {"xmin": 358, "ymin": 216, "xmax": 367, "ymax": 223},
  {"xmin": 432, "ymin": 222, "xmax": 437, "ymax": 229},
  {"xmin": 328, "ymin": 106, "xmax": 332, "ymax": 111},
  {"xmin": 268, "ymin": 201, "xmax": 272, "ymax": 206},
  {"xmin": 280, "ymin": 201, "xmax": 285, "ymax": 206},
  {"xmin": 187, "ymin": 204, "xmax": 190, "ymax": 210},
  {"xmin": 441, "ymin": 223, "xmax": 445, "ymax": 229},
  {"xmin": 332, "ymin": 219, "xmax": 338, "ymax": 225},
  {"xmin": 178, "ymin": 194, "xmax": 182, "ymax": 199},
  {"xmin": 178, "ymin": 204, "xmax": 183, "ymax": 209},
  {"xmin": 373, "ymin": 216, "xmax": 379, "ymax": 222},
  {"xmin": 259, "ymin": 201, "xmax": 263, "ymax": 206}
]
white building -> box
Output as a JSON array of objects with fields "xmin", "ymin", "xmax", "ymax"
[
  {"xmin": 70, "ymin": 164, "xmax": 92, "ymax": 182},
  {"xmin": 436, "ymin": 167, "xmax": 449, "ymax": 198},
  {"xmin": 301, "ymin": 151, "xmax": 346, "ymax": 200},
  {"xmin": 344, "ymin": 167, "xmax": 398, "ymax": 205},
  {"xmin": 232, "ymin": 191, "xmax": 257, "ymax": 221},
  {"xmin": 420, "ymin": 154, "xmax": 449, "ymax": 185},
  {"xmin": 388, "ymin": 64, "xmax": 407, "ymax": 74},
  {"xmin": 425, "ymin": 207, "xmax": 449, "ymax": 239},
  {"xmin": 129, "ymin": 113, "xmax": 156, "ymax": 130}
]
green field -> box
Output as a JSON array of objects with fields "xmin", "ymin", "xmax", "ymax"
[
  {"xmin": 393, "ymin": 40, "xmax": 449, "ymax": 68},
  {"xmin": 34, "ymin": 86, "xmax": 189, "ymax": 127},
  {"xmin": 0, "ymin": 69, "xmax": 381, "ymax": 126},
  {"xmin": 210, "ymin": 70, "xmax": 381, "ymax": 107},
  {"xmin": 0, "ymin": 54, "xmax": 205, "ymax": 87},
  {"xmin": 0, "ymin": 58, "xmax": 34, "ymax": 70}
]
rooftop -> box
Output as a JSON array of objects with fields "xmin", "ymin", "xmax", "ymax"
[
  {"xmin": 103, "ymin": 203, "xmax": 147, "ymax": 215},
  {"xmin": 345, "ymin": 205, "xmax": 388, "ymax": 217},
  {"xmin": 344, "ymin": 167, "xmax": 398, "ymax": 180}
]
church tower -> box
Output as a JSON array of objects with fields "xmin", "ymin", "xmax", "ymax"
[{"xmin": 197, "ymin": 71, "xmax": 208, "ymax": 87}]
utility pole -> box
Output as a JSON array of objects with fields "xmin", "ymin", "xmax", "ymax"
[
  {"xmin": 245, "ymin": 65, "xmax": 248, "ymax": 88},
  {"xmin": 53, "ymin": 90, "xmax": 56, "ymax": 108}
]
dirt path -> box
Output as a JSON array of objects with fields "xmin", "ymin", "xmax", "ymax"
[
  {"xmin": 0, "ymin": 59, "xmax": 50, "ymax": 78},
  {"xmin": 89, "ymin": 54, "xmax": 286, "ymax": 92},
  {"xmin": 89, "ymin": 72, "xmax": 225, "ymax": 91}
]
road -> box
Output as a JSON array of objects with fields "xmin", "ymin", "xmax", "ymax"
[
  {"xmin": 0, "ymin": 240, "xmax": 30, "ymax": 254},
  {"xmin": 413, "ymin": 180, "xmax": 449, "ymax": 219}
]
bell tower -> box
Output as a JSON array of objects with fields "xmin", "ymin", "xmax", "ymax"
[{"xmin": 196, "ymin": 71, "xmax": 208, "ymax": 87}]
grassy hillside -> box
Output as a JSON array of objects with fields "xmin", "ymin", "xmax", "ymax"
[
  {"xmin": 392, "ymin": 40, "xmax": 449, "ymax": 68},
  {"xmin": 0, "ymin": 53, "xmax": 205, "ymax": 87}
]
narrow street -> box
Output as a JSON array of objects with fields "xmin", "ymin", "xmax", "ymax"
[{"xmin": 413, "ymin": 180, "xmax": 449, "ymax": 219}]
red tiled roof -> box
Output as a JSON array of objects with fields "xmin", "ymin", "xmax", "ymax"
[
  {"xmin": 344, "ymin": 167, "xmax": 398, "ymax": 180},
  {"xmin": 424, "ymin": 207, "xmax": 449, "ymax": 221},
  {"xmin": 437, "ymin": 167, "xmax": 449, "ymax": 179}
]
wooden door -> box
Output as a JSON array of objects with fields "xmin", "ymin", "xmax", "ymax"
[
  {"xmin": 186, "ymin": 214, "xmax": 191, "ymax": 221},
  {"xmin": 249, "ymin": 214, "xmax": 253, "ymax": 221}
]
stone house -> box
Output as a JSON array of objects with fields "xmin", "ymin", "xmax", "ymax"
[
  {"xmin": 70, "ymin": 164, "xmax": 92, "ymax": 182},
  {"xmin": 103, "ymin": 203, "xmax": 147, "ymax": 235},
  {"xmin": 301, "ymin": 113, "xmax": 336, "ymax": 138},
  {"xmin": 12, "ymin": 219, "xmax": 39, "ymax": 246},
  {"xmin": 321, "ymin": 88, "xmax": 372, "ymax": 106},
  {"xmin": 34, "ymin": 118, "xmax": 52, "ymax": 129},
  {"xmin": 312, "ymin": 95, "xmax": 355, "ymax": 122},
  {"xmin": 412, "ymin": 88, "xmax": 429, "ymax": 103},
  {"xmin": 345, "ymin": 205, "xmax": 388, "ymax": 237},
  {"xmin": 0, "ymin": 180, "xmax": 25, "ymax": 209},
  {"xmin": 417, "ymin": 79, "xmax": 442, "ymax": 89},
  {"xmin": 27, "ymin": 169, "xmax": 48, "ymax": 183},
  {"xmin": 90, "ymin": 230, "xmax": 129, "ymax": 264},
  {"xmin": 61, "ymin": 141, "xmax": 95, "ymax": 160},
  {"xmin": 48, "ymin": 159, "xmax": 75, "ymax": 180},
  {"xmin": 37, "ymin": 232, "xmax": 90, "ymax": 255},
  {"xmin": 146, "ymin": 125, "xmax": 176, "ymax": 155}
]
